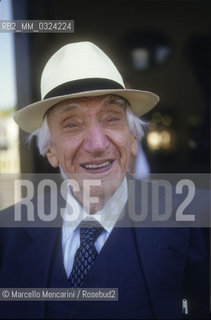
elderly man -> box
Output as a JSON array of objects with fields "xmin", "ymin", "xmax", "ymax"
[{"xmin": 0, "ymin": 42, "xmax": 209, "ymax": 319}]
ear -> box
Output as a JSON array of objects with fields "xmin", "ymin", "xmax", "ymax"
[
  {"xmin": 45, "ymin": 146, "xmax": 59, "ymax": 168},
  {"xmin": 131, "ymin": 136, "xmax": 138, "ymax": 157}
]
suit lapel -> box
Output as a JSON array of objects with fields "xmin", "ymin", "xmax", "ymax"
[
  {"xmin": 134, "ymin": 227, "xmax": 190, "ymax": 319},
  {"xmin": 19, "ymin": 184, "xmax": 65, "ymax": 288},
  {"xmin": 19, "ymin": 227, "xmax": 60, "ymax": 318},
  {"xmin": 125, "ymin": 175, "xmax": 190, "ymax": 318}
]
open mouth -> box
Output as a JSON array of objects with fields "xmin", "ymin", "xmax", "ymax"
[{"xmin": 81, "ymin": 160, "xmax": 114, "ymax": 173}]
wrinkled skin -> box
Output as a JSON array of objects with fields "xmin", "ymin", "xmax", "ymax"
[{"xmin": 46, "ymin": 95, "xmax": 137, "ymax": 212}]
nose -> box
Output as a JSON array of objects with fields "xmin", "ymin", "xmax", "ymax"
[{"xmin": 83, "ymin": 123, "xmax": 109, "ymax": 155}]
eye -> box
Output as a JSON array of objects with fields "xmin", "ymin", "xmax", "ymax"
[
  {"xmin": 108, "ymin": 117, "xmax": 120, "ymax": 122},
  {"xmin": 65, "ymin": 123, "xmax": 77, "ymax": 128}
]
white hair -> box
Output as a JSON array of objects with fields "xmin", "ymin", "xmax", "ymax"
[{"xmin": 27, "ymin": 95, "xmax": 146, "ymax": 156}]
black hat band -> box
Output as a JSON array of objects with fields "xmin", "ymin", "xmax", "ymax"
[{"xmin": 43, "ymin": 78, "xmax": 124, "ymax": 99}]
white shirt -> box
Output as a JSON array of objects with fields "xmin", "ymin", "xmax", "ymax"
[{"xmin": 62, "ymin": 177, "xmax": 128, "ymax": 277}]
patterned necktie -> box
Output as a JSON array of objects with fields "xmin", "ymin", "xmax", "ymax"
[{"xmin": 69, "ymin": 220, "xmax": 104, "ymax": 288}]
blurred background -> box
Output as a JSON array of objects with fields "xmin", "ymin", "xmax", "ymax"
[{"xmin": 0, "ymin": 0, "xmax": 210, "ymax": 179}]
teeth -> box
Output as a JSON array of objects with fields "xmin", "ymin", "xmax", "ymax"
[{"xmin": 84, "ymin": 161, "xmax": 111, "ymax": 169}]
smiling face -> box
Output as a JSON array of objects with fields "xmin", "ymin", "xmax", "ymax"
[{"xmin": 46, "ymin": 95, "xmax": 137, "ymax": 212}]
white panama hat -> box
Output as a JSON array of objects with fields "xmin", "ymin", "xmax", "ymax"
[{"xmin": 14, "ymin": 41, "xmax": 159, "ymax": 133}]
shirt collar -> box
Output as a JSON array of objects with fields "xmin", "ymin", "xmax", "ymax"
[{"xmin": 62, "ymin": 177, "xmax": 128, "ymax": 242}]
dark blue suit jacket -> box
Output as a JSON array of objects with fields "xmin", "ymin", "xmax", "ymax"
[{"xmin": 0, "ymin": 179, "xmax": 209, "ymax": 319}]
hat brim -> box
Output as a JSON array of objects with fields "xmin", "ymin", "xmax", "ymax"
[{"xmin": 14, "ymin": 89, "xmax": 159, "ymax": 133}]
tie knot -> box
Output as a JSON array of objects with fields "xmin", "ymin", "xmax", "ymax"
[{"xmin": 79, "ymin": 220, "xmax": 104, "ymax": 245}]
